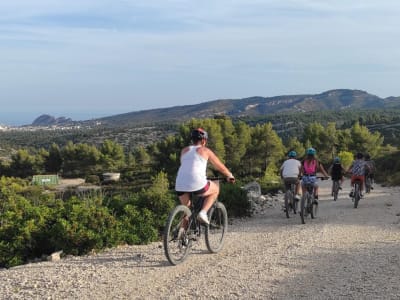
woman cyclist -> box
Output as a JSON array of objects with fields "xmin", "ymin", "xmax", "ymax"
[
  {"xmin": 175, "ymin": 128, "xmax": 235, "ymax": 224},
  {"xmin": 301, "ymin": 147, "xmax": 329, "ymax": 204}
]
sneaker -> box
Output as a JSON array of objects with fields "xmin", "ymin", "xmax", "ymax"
[
  {"xmin": 313, "ymin": 195, "xmax": 318, "ymax": 205},
  {"xmin": 339, "ymin": 186, "xmax": 342, "ymax": 190},
  {"xmin": 197, "ymin": 210, "xmax": 209, "ymax": 224},
  {"xmin": 370, "ymin": 186, "xmax": 374, "ymax": 190},
  {"xmin": 349, "ymin": 191, "xmax": 354, "ymax": 198},
  {"xmin": 294, "ymin": 194, "xmax": 301, "ymax": 201}
]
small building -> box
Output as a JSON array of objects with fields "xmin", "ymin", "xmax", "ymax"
[
  {"xmin": 102, "ymin": 172, "xmax": 121, "ymax": 182},
  {"xmin": 32, "ymin": 175, "xmax": 59, "ymax": 186}
]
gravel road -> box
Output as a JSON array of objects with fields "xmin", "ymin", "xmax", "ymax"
[{"xmin": 1, "ymin": 180, "xmax": 400, "ymax": 300}]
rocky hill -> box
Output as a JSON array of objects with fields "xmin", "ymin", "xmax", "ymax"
[{"xmin": 88, "ymin": 89, "xmax": 400, "ymax": 127}]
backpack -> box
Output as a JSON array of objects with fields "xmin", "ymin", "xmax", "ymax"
[{"xmin": 331, "ymin": 163, "xmax": 343, "ymax": 179}]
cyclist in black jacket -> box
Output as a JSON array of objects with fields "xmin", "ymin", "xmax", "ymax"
[{"xmin": 328, "ymin": 157, "xmax": 346, "ymax": 194}]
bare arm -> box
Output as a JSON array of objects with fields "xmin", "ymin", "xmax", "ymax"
[
  {"xmin": 318, "ymin": 162, "xmax": 329, "ymax": 177},
  {"xmin": 199, "ymin": 147, "xmax": 234, "ymax": 179}
]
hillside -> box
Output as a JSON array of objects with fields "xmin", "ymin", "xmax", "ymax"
[{"xmin": 88, "ymin": 89, "xmax": 399, "ymax": 127}]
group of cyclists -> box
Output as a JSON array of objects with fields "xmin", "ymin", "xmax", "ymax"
[
  {"xmin": 174, "ymin": 127, "xmax": 375, "ymax": 225},
  {"xmin": 279, "ymin": 148, "xmax": 375, "ymax": 205}
]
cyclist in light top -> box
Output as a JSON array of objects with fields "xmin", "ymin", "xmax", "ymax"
[
  {"xmin": 175, "ymin": 128, "xmax": 235, "ymax": 224},
  {"xmin": 280, "ymin": 150, "xmax": 302, "ymax": 201},
  {"xmin": 301, "ymin": 147, "xmax": 329, "ymax": 204}
]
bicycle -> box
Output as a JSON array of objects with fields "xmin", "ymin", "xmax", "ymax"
[
  {"xmin": 163, "ymin": 178, "xmax": 228, "ymax": 265},
  {"xmin": 283, "ymin": 180, "xmax": 298, "ymax": 218},
  {"xmin": 300, "ymin": 176, "xmax": 328, "ymax": 224},
  {"xmin": 351, "ymin": 179, "xmax": 362, "ymax": 208},
  {"xmin": 331, "ymin": 179, "xmax": 340, "ymax": 201}
]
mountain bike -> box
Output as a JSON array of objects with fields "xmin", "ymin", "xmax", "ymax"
[
  {"xmin": 332, "ymin": 179, "xmax": 340, "ymax": 201},
  {"xmin": 283, "ymin": 180, "xmax": 298, "ymax": 218},
  {"xmin": 163, "ymin": 178, "xmax": 228, "ymax": 265},
  {"xmin": 300, "ymin": 176, "xmax": 328, "ymax": 224}
]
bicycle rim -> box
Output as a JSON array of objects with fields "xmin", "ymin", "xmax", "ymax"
[
  {"xmin": 163, "ymin": 205, "xmax": 192, "ymax": 265},
  {"xmin": 205, "ymin": 202, "xmax": 228, "ymax": 253}
]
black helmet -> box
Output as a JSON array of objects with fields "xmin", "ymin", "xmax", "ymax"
[
  {"xmin": 356, "ymin": 152, "xmax": 363, "ymax": 159},
  {"xmin": 191, "ymin": 128, "xmax": 208, "ymax": 142}
]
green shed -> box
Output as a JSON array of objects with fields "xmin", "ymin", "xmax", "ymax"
[{"xmin": 32, "ymin": 175, "xmax": 59, "ymax": 186}]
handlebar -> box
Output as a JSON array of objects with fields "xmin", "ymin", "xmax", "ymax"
[
  {"xmin": 207, "ymin": 176, "xmax": 236, "ymax": 183},
  {"xmin": 299, "ymin": 175, "xmax": 330, "ymax": 180}
]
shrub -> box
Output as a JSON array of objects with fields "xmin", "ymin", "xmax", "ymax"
[{"xmin": 218, "ymin": 181, "xmax": 251, "ymax": 218}]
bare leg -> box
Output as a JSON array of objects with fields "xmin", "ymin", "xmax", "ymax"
[{"xmin": 200, "ymin": 181, "xmax": 220, "ymax": 212}]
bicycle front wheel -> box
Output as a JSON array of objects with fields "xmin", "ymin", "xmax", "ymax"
[
  {"xmin": 163, "ymin": 205, "xmax": 192, "ymax": 265},
  {"xmin": 205, "ymin": 202, "xmax": 228, "ymax": 253}
]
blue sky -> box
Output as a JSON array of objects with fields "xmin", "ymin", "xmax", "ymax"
[{"xmin": 1, "ymin": 1, "xmax": 400, "ymax": 125}]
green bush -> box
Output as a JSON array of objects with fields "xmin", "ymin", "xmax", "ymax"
[{"xmin": 218, "ymin": 181, "xmax": 251, "ymax": 218}]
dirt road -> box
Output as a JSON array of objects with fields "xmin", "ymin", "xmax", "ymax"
[{"xmin": 1, "ymin": 180, "xmax": 400, "ymax": 299}]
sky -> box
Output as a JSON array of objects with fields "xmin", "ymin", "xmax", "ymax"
[{"xmin": 1, "ymin": 0, "xmax": 400, "ymax": 126}]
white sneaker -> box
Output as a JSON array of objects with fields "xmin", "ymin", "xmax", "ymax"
[
  {"xmin": 197, "ymin": 211, "xmax": 209, "ymax": 224},
  {"xmin": 294, "ymin": 194, "xmax": 301, "ymax": 201}
]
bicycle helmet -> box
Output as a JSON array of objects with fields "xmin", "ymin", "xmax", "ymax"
[
  {"xmin": 191, "ymin": 128, "xmax": 208, "ymax": 142},
  {"xmin": 288, "ymin": 150, "xmax": 297, "ymax": 158},
  {"xmin": 306, "ymin": 147, "xmax": 316, "ymax": 156},
  {"xmin": 356, "ymin": 152, "xmax": 363, "ymax": 159},
  {"xmin": 334, "ymin": 157, "xmax": 340, "ymax": 163}
]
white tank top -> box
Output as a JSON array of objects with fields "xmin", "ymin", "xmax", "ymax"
[{"xmin": 175, "ymin": 145, "xmax": 208, "ymax": 192}]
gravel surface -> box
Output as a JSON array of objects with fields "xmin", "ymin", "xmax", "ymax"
[{"xmin": 1, "ymin": 180, "xmax": 400, "ymax": 299}]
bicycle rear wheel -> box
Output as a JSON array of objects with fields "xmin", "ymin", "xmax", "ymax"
[
  {"xmin": 311, "ymin": 195, "xmax": 318, "ymax": 219},
  {"xmin": 205, "ymin": 202, "xmax": 228, "ymax": 253},
  {"xmin": 354, "ymin": 183, "xmax": 360, "ymax": 208},
  {"xmin": 284, "ymin": 190, "xmax": 291, "ymax": 218},
  {"xmin": 365, "ymin": 177, "xmax": 371, "ymax": 193},
  {"xmin": 333, "ymin": 181, "xmax": 339, "ymax": 201},
  {"xmin": 300, "ymin": 194, "xmax": 306, "ymax": 224},
  {"xmin": 163, "ymin": 205, "xmax": 192, "ymax": 265}
]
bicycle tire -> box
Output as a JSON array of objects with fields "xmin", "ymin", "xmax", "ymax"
[
  {"xmin": 354, "ymin": 183, "xmax": 360, "ymax": 208},
  {"xmin": 309, "ymin": 194, "xmax": 316, "ymax": 219},
  {"xmin": 284, "ymin": 190, "xmax": 291, "ymax": 218},
  {"xmin": 333, "ymin": 180, "xmax": 339, "ymax": 201},
  {"xmin": 205, "ymin": 202, "xmax": 228, "ymax": 253},
  {"xmin": 311, "ymin": 195, "xmax": 318, "ymax": 218},
  {"xmin": 365, "ymin": 177, "xmax": 371, "ymax": 193},
  {"xmin": 163, "ymin": 205, "xmax": 192, "ymax": 265},
  {"xmin": 300, "ymin": 194, "xmax": 306, "ymax": 224}
]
